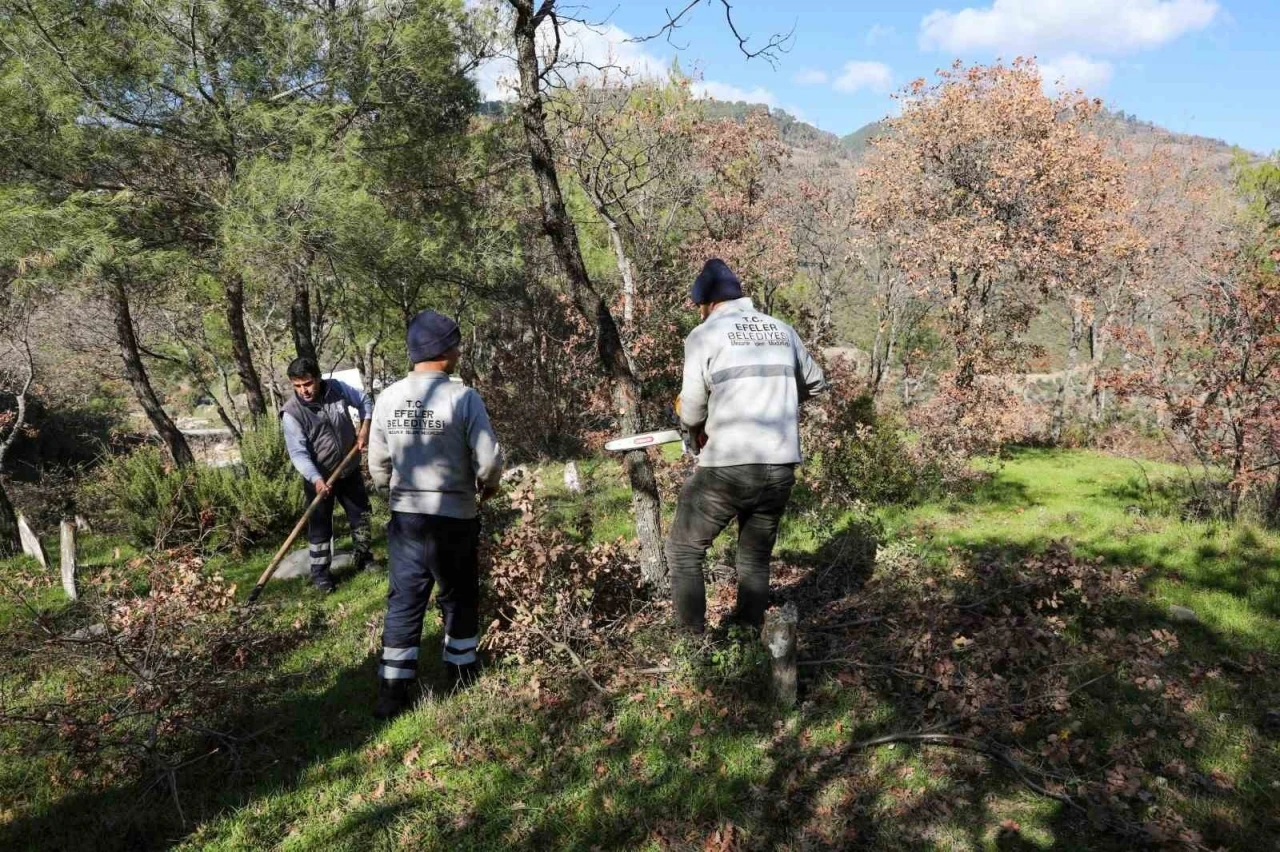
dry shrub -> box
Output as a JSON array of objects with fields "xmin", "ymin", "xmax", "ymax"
[
  {"xmin": 480, "ymin": 475, "xmax": 640, "ymax": 665},
  {"xmin": 471, "ymin": 290, "xmax": 608, "ymax": 461},
  {"xmin": 0, "ymin": 550, "xmax": 295, "ymax": 794},
  {"xmin": 906, "ymin": 375, "xmax": 1043, "ymax": 473}
]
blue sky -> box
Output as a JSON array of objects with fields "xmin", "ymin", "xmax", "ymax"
[{"xmin": 480, "ymin": 0, "xmax": 1278, "ymax": 153}]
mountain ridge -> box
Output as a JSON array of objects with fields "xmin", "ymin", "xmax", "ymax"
[
  {"xmin": 698, "ymin": 101, "xmax": 1242, "ymax": 160},
  {"xmin": 480, "ymin": 97, "xmax": 1244, "ymax": 162}
]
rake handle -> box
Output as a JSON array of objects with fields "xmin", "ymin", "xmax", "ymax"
[{"xmin": 246, "ymin": 443, "xmax": 362, "ymax": 604}]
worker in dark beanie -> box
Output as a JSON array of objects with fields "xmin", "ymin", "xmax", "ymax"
[
  {"xmin": 690, "ymin": 257, "xmax": 745, "ymax": 304},
  {"xmin": 281, "ymin": 356, "xmax": 375, "ymax": 592},
  {"xmin": 666, "ymin": 258, "xmax": 827, "ymax": 633},
  {"xmin": 367, "ymin": 310, "xmax": 504, "ymax": 720}
]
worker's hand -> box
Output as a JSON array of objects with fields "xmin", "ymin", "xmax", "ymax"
[
  {"xmin": 313, "ymin": 477, "xmax": 332, "ymax": 498},
  {"xmin": 355, "ymin": 421, "xmax": 370, "ymax": 452},
  {"xmin": 477, "ymin": 481, "xmax": 500, "ymax": 504},
  {"xmin": 688, "ymin": 423, "xmax": 709, "ymax": 452}
]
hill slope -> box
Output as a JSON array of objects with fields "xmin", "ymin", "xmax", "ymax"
[{"xmin": 2, "ymin": 450, "xmax": 1277, "ymax": 850}]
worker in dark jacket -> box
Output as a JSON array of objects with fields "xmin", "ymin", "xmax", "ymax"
[
  {"xmin": 281, "ymin": 357, "xmax": 375, "ymax": 592},
  {"xmin": 666, "ymin": 259, "xmax": 827, "ymax": 633},
  {"xmin": 367, "ymin": 311, "xmax": 504, "ymax": 720}
]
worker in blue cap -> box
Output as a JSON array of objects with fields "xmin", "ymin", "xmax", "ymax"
[
  {"xmin": 367, "ymin": 310, "xmax": 505, "ymax": 719},
  {"xmin": 667, "ymin": 259, "xmax": 828, "ymax": 634}
]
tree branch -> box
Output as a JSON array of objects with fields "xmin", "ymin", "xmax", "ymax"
[
  {"xmin": 528, "ymin": 621, "xmax": 610, "ymax": 695},
  {"xmin": 628, "ymin": 0, "xmax": 794, "ymax": 66},
  {"xmin": 0, "ymin": 336, "xmax": 34, "ymax": 468}
]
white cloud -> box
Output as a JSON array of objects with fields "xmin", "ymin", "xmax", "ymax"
[
  {"xmin": 689, "ymin": 80, "xmax": 780, "ymax": 108},
  {"xmin": 919, "ymin": 0, "xmax": 1220, "ymax": 54},
  {"xmin": 1039, "ymin": 53, "xmax": 1114, "ymax": 92},
  {"xmin": 833, "ymin": 61, "xmax": 894, "ymax": 94},
  {"xmin": 865, "ymin": 24, "xmax": 897, "ymax": 45},
  {"xmin": 472, "ymin": 59, "xmax": 515, "ymax": 103},
  {"xmin": 473, "ymin": 19, "xmax": 669, "ymax": 102},
  {"xmin": 472, "ymin": 17, "xmax": 782, "ymax": 113},
  {"xmin": 793, "ymin": 68, "xmax": 829, "ymax": 86}
]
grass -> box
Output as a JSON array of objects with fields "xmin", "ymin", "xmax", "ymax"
[
  {"xmin": 881, "ymin": 449, "xmax": 1280, "ymax": 650},
  {"xmin": 1, "ymin": 447, "xmax": 1278, "ymax": 851}
]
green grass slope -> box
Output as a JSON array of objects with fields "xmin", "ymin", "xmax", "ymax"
[{"xmin": 1, "ymin": 448, "xmax": 1277, "ymax": 850}]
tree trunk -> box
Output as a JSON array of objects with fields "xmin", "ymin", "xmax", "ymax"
[
  {"xmin": 950, "ymin": 270, "xmax": 989, "ymax": 393},
  {"xmin": 0, "ymin": 480, "xmax": 19, "ymax": 559},
  {"xmin": 1265, "ymin": 476, "xmax": 1280, "ymax": 529},
  {"xmin": 869, "ymin": 325, "xmax": 885, "ymax": 389},
  {"xmin": 1086, "ymin": 319, "xmax": 1104, "ymax": 422},
  {"xmin": 291, "ymin": 267, "xmax": 318, "ymax": 364},
  {"xmin": 59, "ymin": 519, "xmax": 78, "ymax": 601},
  {"xmin": 267, "ymin": 375, "xmax": 281, "ymax": 412},
  {"xmin": 955, "ymin": 354, "xmax": 977, "ymax": 391},
  {"xmin": 883, "ymin": 303, "xmax": 900, "ymax": 392},
  {"xmin": 206, "ymin": 380, "xmax": 243, "ymax": 442},
  {"xmin": 215, "ymin": 360, "xmax": 245, "ymax": 435},
  {"xmin": 359, "ymin": 338, "xmax": 379, "ymax": 397},
  {"xmin": 177, "ymin": 342, "xmax": 243, "ymax": 442},
  {"xmin": 603, "ymin": 217, "xmax": 636, "ymax": 331},
  {"xmin": 870, "ymin": 290, "xmax": 895, "ymax": 395},
  {"xmin": 762, "ymin": 602, "xmax": 799, "ymax": 708},
  {"xmin": 511, "ymin": 0, "xmax": 667, "ymax": 588},
  {"xmin": 224, "ymin": 273, "xmax": 268, "ymax": 420},
  {"xmin": 109, "ymin": 277, "xmax": 195, "ymax": 467},
  {"xmin": 1229, "ymin": 425, "xmax": 1245, "ymax": 520},
  {"xmin": 1051, "ymin": 306, "xmax": 1085, "ymax": 445},
  {"xmin": 813, "ymin": 268, "xmax": 834, "ymax": 348},
  {"xmin": 819, "ymin": 290, "xmax": 834, "ymax": 348},
  {"xmin": 248, "ymin": 318, "xmax": 284, "ymax": 411}
]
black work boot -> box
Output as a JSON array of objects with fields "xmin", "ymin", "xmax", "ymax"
[
  {"xmin": 373, "ymin": 678, "xmax": 414, "ymax": 720},
  {"xmin": 353, "ymin": 526, "xmax": 376, "ymax": 572},
  {"xmin": 445, "ymin": 661, "xmax": 479, "ymax": 690},
  {"xmin": 311, "ymin": 569, "xmax": 337, "ymax": 594}
]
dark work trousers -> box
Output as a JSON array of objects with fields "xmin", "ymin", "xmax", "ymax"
[
  {"xmin": 379, "ymin": 511, "xmax": 481, "ymax": 681},
  {"xmin": 665, "ymin": 464, "xmax": 797, "ymax": 631},
  {"xmin": 303, "ymin": 472, "xmax": 372, "ymax": 579}
]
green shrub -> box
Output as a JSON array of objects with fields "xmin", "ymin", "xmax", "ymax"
[
  {"xmin": 87, "ymin": 423, "xmax": 304, "ymax": 553},
  {"xmin": 802, "ymin": 363, "xmax": 930, "ymax": 508},
  {"xmin": 234, "ymin": 423, "xmax": 307, "ymax": 539}
]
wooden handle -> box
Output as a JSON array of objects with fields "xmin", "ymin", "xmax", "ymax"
[{"xmin": 247, "ymin": 443, "xmax": 362, "ymax": 604}]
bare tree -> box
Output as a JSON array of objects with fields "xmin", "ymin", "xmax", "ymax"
[
  {"xmin": 860, "ymin": 238, "xmax": 914, "ymax": 396},
  {"xmin": 552, "ymin": 76, "xmax": 702, "ymax": 332},
  {"xmin": 506, "ymin": 0, "xmax": 669, "ymax": 588},
  {"xmin": 499, "ymin": 0, "xmax": 798, "ymax": 587},
  {"xmin": 0, "ymin": 291, "xmax": 36, "ymax": 556},
  {"xmin": 791, "ymin": 163, "xmax": 857, "ymax": 347}
]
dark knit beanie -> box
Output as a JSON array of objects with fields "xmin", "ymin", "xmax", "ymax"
[
  {"xmin": 406, "ymin": 310, "xmax": 461, "ymax": 363},
  {"xmin": 690, "ymin": 258, "xmax": 744, "ymax": 305}
]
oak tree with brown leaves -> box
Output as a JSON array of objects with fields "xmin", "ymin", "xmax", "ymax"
[{"xmin": 857, "ymin": 60, "xmax": 1128, "ymax": 423}]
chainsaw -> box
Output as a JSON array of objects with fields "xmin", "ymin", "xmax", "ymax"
[
  {"xmin": 604, "ymin": 398, "xmax": 704, "ymax": 454},
  {"xmin": 604, "ymin": 428, "xmax": 685, "ymax": 453}
]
